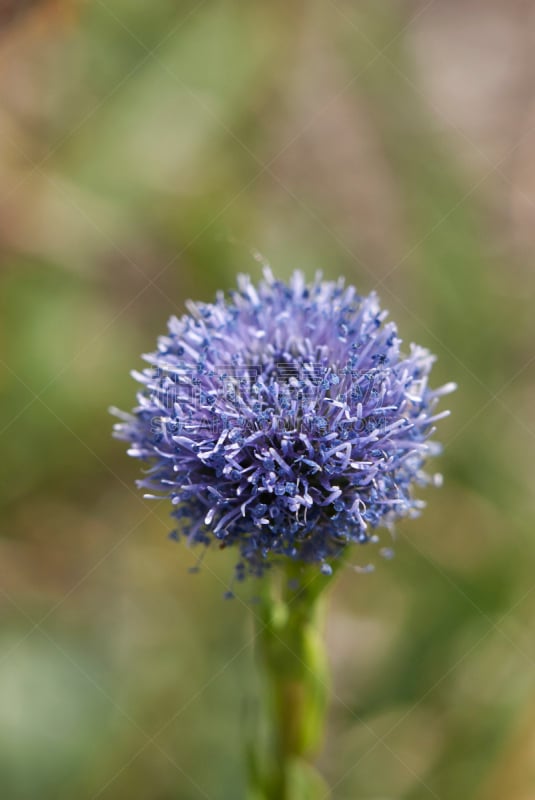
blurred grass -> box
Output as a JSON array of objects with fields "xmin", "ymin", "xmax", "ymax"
[{"xmin": 1, "ymin": 1, "xmax": 535, "ymax": 799}]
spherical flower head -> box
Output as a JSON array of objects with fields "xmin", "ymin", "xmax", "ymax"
[{"xmin": 112, "ymin": 269, "xmax": 455, "ymax": 578}]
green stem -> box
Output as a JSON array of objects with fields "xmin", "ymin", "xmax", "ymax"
[{"xmin": 250, "ymin": 562, "xmax": 337, "ymax": 800}]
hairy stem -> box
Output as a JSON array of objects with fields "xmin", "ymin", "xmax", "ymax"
[{"xmin": 250, "ymin": 563, "xmax": 336, "ymax": 799}]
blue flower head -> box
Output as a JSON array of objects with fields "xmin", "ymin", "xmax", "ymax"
[{"xmin": 112, "ymin": 270, "xmax": 455, "ymax": 578}]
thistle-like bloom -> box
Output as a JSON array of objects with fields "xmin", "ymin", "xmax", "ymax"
[{"xmin": 112, "ymin": 270, "xmax": 455, "ymax": 577}]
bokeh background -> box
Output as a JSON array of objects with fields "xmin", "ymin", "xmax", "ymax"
[{"xmin": 1, "ymin": 1, "xmax": 535, "ymax": 798}]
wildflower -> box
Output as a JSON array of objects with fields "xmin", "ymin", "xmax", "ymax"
[{"xmin": 112, "ymin": 269, "xmax": 455, "ymax": 576}]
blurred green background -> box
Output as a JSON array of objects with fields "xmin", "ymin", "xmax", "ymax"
[{"xmin": 1, "ymin": 1, "xmax": 535, "ymax": 798}]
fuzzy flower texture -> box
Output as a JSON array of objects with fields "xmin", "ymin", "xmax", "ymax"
[{"xmin": 112, "ymin": 270, "xmax": 455, "ymax": 578}]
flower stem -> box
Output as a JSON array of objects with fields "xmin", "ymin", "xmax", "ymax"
[{"xmin": 249, "ymin": 563, "xmax": 335, "ymax": 800}]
